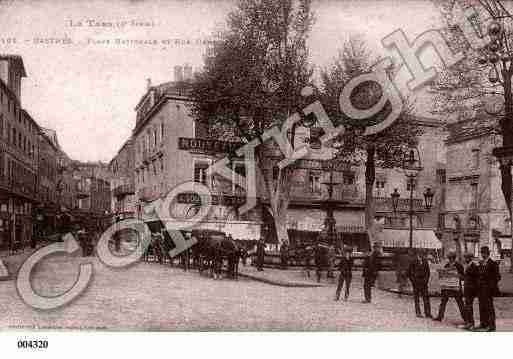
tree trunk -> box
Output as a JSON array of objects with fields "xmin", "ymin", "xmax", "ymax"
[
  {"xmin": 510, "ymin": 214, "xmax": 513, "ymax": 273},
  {"xmin": 365, "ymin": 145, "xmax": 376, "ymax": 250},
  {"xmin": 258, "ymin": 148, "xmax": 291, "ymax": 246},
  {"xmin": 272, "ymin": 207, "xmax": 289, "ymax": 246},
  {"xmin": 500, "ymin": 66, "xmax": 513, "ymax": 272}
]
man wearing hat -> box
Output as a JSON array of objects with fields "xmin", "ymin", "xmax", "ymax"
[
  {"xmin": 461, "ymin": 251, "xmax": 479, "ymax": 330},
  {"xmin": 407, "ymin": 249, "xmax": 432, "ymax": 318},
  {"xmin": 362, "ymin": 243, "xmax": 380, "ymax": 303},
  {"xmin": 335, "ymin": 246, "xmax": 353, "ymax": 301},
  {"xmin": 433, "ymin": 251, "xmax": 465, "ymax": 322},
  {"xmin": 256, "ymin": 238, "xmax": 266, "ymax": 272},
  {"xmin": 475, "ymin": 246, "xmax": 501, "ymax": 331}
]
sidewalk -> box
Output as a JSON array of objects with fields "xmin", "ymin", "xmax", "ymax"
[
  {"xmin": 238, "ymin": 265, "xmax": 329, "ymax": 287},
  {"xmin": 378, "ymin": 267, "xmax": 513, "ymax": 297}
]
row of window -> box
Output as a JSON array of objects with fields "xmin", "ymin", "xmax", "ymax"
[
  {"xmin": 136, "ymin": 157, "xmax": 165, "ymax": 185},
  {"xmin": 193, "ymin": 161, "xmax": 246, "ymax": 194},
  {"xmin": 0, "ymin": 88, "xmax": 38, "ymax": 135},
  {"xmin": 0, "ymin": 152, "xmax": 37, "ymax": 192},
  {"xmin": 0, "ymin": 114, "xmax": 36, "ymax": 159},
  {"xmin": 138, "ymin": 122, "xmax": 165, "ymax": 161},
  {"xmin": 0, "ymin": 201, "xmax": 32, "ymax": 215}
]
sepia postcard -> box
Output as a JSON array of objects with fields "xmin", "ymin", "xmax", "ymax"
[{"xmin": 0, "ymin": 1, "xmax": 512, "ymax": 351}]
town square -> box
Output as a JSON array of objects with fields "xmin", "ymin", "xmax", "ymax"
[{"xmin": 1, "ymin": 0, "xmax": 513, "ymax": 346}]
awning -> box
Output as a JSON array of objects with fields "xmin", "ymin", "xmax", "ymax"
[
  {"xmin": 380, "ymin": 229, "xmax": 442, "ymax": 249},
  {"xmin": 498, "ymin": 236, "xmax": 512, "ymax": 250}
]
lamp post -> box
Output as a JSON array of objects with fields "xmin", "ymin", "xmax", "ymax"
[
  {"xmin": 477, "ymin": 2, "xmax": 513, "ymax": 269},
  {"xmin": 390, "ymin": 147, "xmax": 434, "ymax": 248}
]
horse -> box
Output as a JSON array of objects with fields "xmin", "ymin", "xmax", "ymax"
[{"xmin": 194, "ymin": 235, "xmax": 240, "ymax": 279}]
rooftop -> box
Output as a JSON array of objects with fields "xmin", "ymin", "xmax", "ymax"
[{"xmin": 446, "ymin": 112, "xmax": 498, "ymax": 144}]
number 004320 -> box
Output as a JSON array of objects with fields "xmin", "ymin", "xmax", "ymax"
[{"xmin": 17, "ymin": 340, "xmax": 48, "ymax": 349}]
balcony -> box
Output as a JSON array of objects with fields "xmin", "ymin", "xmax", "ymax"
[
  {"xmin": 113, "ymin": 183, "xmax": 135, "ymax": 198},
  {"xmin": 374, "ymin": 196, "xmax": 424, "ymax": 212},
  {"xmin": 76, "ymin": 189, "xmax": 90, "ymax": 199},
  {"xmin": 290, "ymin": 184, "xmax": 361, "ymax": 203}
]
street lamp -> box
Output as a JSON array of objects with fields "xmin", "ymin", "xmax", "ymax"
[
  {"xmin": 390, "ymin": 147, "xmax": 435, "ymax": 248},
  {"xmin": 477, "ymin": 3, "xmax": 513, "ymax": 270},
  {"xmin": 423, "ymin": 187, "xmax": 434, "ymax": 211}
]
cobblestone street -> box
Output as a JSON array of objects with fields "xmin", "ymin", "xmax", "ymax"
[{"xmin": 2, "ymin": 254, "xmax": 512, "ymax": 331}]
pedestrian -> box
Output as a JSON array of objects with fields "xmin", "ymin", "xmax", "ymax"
[
  {"xmin": 280, "ymin": 241, "xmax": 289, "ymax": 269},
  {"xmin": 396, "ymin": 250, "xmax": 412, "ymax": 298},
  {"xmin": 304, "ymin": 246, "xmax": 313, "ymax": 278},
  {"xmin": 256, "ymin": 238, "xmax": 265, "ymax": 272},
  {"xmin": 315, "ymin": 244, "xmax": 325, "ymax": 283},
  {"xmin": 327, "ymin": 245, "xmax": 336, "ymax": 280},
  {"xmin": 461, "ymin": 251, "xmax": 479, "ymax": 330},
  {"xmin": 474, "ymin": 246, "xmax": 501, "ymax": 332},
  {"xmin": 407, "ymin": 249, "xmax": 432, "ymax": 318},
  {"xmin": 362, "ymin": 243, "xmax": 380, "ymax": 303},
  {"xmin": 433, "ymin": 251, "xmax": 466, "ymax": 323},
  {"xmin": 335, "ymin": 247, "xmax": 353, "ymax": 301}
]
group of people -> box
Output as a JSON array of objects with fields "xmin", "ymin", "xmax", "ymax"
[
  {"xmin": 334, "ymin": 243, "xmax": 381, "ymax": 303},
  {"xmin": 407, "ymin": 246, "xmax": 501, "ymax": 331}
]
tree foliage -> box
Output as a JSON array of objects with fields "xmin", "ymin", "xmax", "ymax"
[
  {"xmin": 320, "ymin": 36, "xmax": 422, "ymax": 238},
  {"xmin": 189, "ymin": 0, "xmax": 316, "ymax": 244},
  {"xmin": 190, "ymin": 0, "xmax": 315, "ymax": 141}
]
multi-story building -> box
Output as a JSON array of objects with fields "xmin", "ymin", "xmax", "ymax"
[
  {"xmin": 130, "ymin": 67, "xmax": 443, "ymax": 250},
  {"xmin": 0, "ymin": 55, "xmax": 39, "ymax": 248},
  {"xmin": 132, "ymin": 66, "xmax": 262, "ymax": 240},
  {"xmin": 109, "ymin": 139, "xmax": 135, "ymax": 218},
  {"xmin": 74, "ymin": 176, "xmax": 110, "ymax": 214},
  {"xmin": 441, "ymin": 114, "xmax": 511, "ymax": 258},
  {"xmin": 36, "ymin": 127, "xmax": 60, "ymax": 235}
]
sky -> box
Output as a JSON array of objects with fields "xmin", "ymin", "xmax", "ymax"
[{"xmin": 0, "ymin": 0, "xmax": 443, "ymax": 162}]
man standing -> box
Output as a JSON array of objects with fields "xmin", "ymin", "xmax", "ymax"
[
  {"xmin": 433, "ymin": 251, "xmax": 465, "ymax": 323},
  {"xmin": 335, "ymin": 247, "xmax": 353, "ymax": 301},
  {"xmin": 315, "ymin": 244, "xmax": 324, "ymax": 283},
  {"xmin": 408, "ymin": 249, "xmax": 432, "ymax": 318},
  {"xmin": 475, "ymin": 246, "xmax": 501, "ymax": 332},
  {"xmin": 461, "ymin": 252, "xmax": 479, "ymax": 330},
  {"xmin": 362, "ymin": 243, "xmax": 380, "ymax": 303},
  {"xmin": 327, "ymin": 245, "xmax": 336, "ymax": 279},
  {"xmin": 280, "ymin": 241, "xmax": 289, "ymax": 269},
  {"xmin": 256, "ymin": 238, "xmax": 265, "ymax": 272}
]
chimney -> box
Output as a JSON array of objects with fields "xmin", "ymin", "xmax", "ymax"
[
  {"xmin": 183, "ymin": 63, "xmax": 192, "ymax": 81},
  {"xmin": 174, "ymin": 65, "xmax": 183, "ymax": 82},
  {"xmin": 146, "ymin": 78, "xmax": 152, "ymax": 90}
]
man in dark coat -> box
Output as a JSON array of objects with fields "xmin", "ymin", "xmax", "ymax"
[
  {"xmin": 475, "ymin": 246, "xmax": 501, "ymax": 332},
  {"xmin": 362, "ymin": 243, "xmax": 380, "ymax": 303},
  {"xmin": 335, "ymin": 247, "xmax": 353, "ymax": 301},
  {"xmin": 433, "ymin": 251, "xmax": 465, "ymax": 322},
  {"xmin": 461, "ymin": 251, "xmax": 479, "ymax": 330},
  {"xmin": 408, "ymin": 249, "xmax": 432, "ymax": 318},
  {"xmin": 314, "ymin": 244, "xmax": 324, "ymax": 283},
  {"xmin": 256, "ymin": 239, "xmax": 265, "ymax": 272},
  {"xmin": 280, "ymin": 241, "xmax": 289, "ymax": 269}
]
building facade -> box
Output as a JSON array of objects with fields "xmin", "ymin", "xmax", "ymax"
[
  {"xmin": 125, "ymin": 68, "xmax": 444, "ymax": 249},
  {"xmin": 441, "ymin": 115, "xmax": 510, "ymax": 258},
  {"xmin": 109, "ymin": 139, "xmax": 135, "ymax": 218},
  {"xmin": 0, "ymin": 55, "xmax": 39, "ymax": 249}
]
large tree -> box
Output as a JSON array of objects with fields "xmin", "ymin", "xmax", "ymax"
[
  {"xmin": 430, "ymin": 0, "xmax": 513, "ymax": 271},
  {"xmin": 189, "ymin": 0, "xmax": 315, "ymax": 244},
  {"xmin": 320, "ymin": 37, "xmax": 422, "ymax": 247}
]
